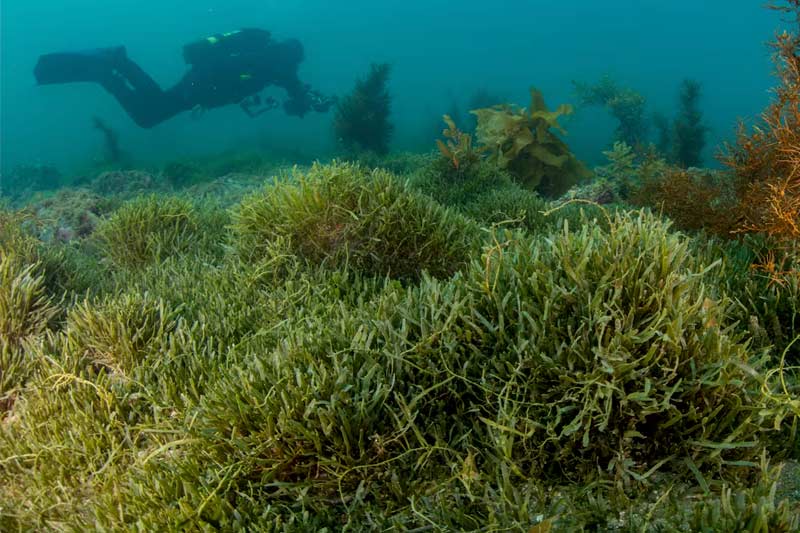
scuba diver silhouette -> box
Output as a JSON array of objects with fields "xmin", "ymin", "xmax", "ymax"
[{"xmin": 34, "ymin": 28, "xmax": 336, "ymax": 128}]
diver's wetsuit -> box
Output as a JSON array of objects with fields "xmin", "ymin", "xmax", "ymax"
[{"xmin": 34, "ymin": 29, "xmax": 334, "ymax": 128}]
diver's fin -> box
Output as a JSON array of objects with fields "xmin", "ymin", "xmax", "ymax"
[{"xmin": 34, "ymin": 46, "xmax": 127, "ymax": 85}]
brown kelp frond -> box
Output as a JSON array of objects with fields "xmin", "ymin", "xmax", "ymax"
[{"xmin": 471, "ymin": 87, "xmax": 591, "ymax": 197}]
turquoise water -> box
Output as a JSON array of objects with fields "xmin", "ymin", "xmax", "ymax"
[{"xmin": 0, "ymin": 1, "xmax": 780, "ymax": 173}]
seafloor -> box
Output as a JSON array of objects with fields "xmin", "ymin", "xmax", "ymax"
[{"xmin": 1, "ymin": 145, "xmax": 799, "ymax": 530}]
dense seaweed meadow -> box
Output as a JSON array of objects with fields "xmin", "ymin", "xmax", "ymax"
[{"xmin": 2, "ymin": 2, "xmax": 800, "ymax": 531}]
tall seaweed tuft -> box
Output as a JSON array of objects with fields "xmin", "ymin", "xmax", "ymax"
[
  {"xmin": 0, "ymin": 209, "xmax": 39, "ymax": 263},
  {"xmin": 0, "ymin": 255, "xmax": 56, "ymax": 348},
  {"xmin": 333, "ymin": 63, "xmax": 394, "ymax": 155},
  {"xmin": 461, "ymin": 211, "xmax": 781, "ymax": 484},
  {"xmin": 574, "ymin": 75, "xmax": 648, "ymax": 146},
  {"xmin": 673, "ymin": 79, "xmax": 709, "ymax": 167},
  {"xmin": 63, "ymin": 291, "xmax": 180, "ymax": 375}
]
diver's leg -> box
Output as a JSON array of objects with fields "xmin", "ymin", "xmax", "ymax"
[
  {"xmin": 111, "ymin": 55, "xmax": 163, "ymax": 96},
  {"xmin": 35, "ymin": 47, "xmax": 180, "ymax": 127},
  {"xmin": 34, "ymin": 47, "xmax": 127, "ymax": 85},
  {"xmin": 99, "ymin": 72, "xmax": 188, "ymax": 128},
  {"xmin": 35, "ymin": 47, "xmax": 194, "ymax": 127},
  {"xmin": 97, "ymin": 74, "xmax": 155, "ymax": 128}
]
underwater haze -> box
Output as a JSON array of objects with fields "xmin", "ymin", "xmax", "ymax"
[
  {"xmin": 4, "ymin": 1, "xmax": 800, "ymax": 529},
  {"xmin": 0, "ymin": 0, "xmax": 779, "ymax": 173}
]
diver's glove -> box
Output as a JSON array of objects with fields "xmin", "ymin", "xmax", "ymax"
[{"xmin": 283, "ymin": 88, "xmax": 337, "ymax": 117}]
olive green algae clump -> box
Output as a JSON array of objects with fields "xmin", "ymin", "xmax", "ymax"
[
  {"xmin": 0, "ymin": 255, "xmax": 57, "ymax": 349},
  {"xmin": 457, "ymin": 212, "xmax": 777, "ymax": 481},
  {"xmin": 64, "ymin": 291, "xmax": 181, "ymax": 375},
  {"xmin": 0, "ymin": 162, "xmax": 797, "ymax": 531},
  {"xmin": 0, "ymin": 254, "xmax": 58, "ymax": 412},
  {"xmin": 233, "ymin": 161, "xmax": 480, "ymax": 282},
  {"xmin": 94, "ymin": 194, "xmax": 228, "ymax": 270}
]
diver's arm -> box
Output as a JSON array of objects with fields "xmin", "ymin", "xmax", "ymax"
[
  {"xmin": 279, "ymin": 74, "xmax": 314, "ymax": 117},
  {"xmin": 282, "ymin": 82, "xmax": 336, "ymax": 116}
]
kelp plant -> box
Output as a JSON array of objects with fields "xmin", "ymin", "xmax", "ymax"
[{"xmin": 471, "ymin": 87, "xmax": 591, "ymax": 197}]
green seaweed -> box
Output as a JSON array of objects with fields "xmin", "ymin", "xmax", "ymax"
[
  {"xmin": 233, "ymin": 160, "xmax": 479, "ymax": 283},
  {"xmin": 410, "ymin": 154, "xmax": 517, "ymax": 210},
  {"xmin": 0, "ymin": 253, "xmax": 57, "ymax": 412},
  {"xmin": 0, "ymin": 160, "xmax": 798, "ymax": 531},
  {"xmin": 93, "ymin": 194, "xmax": 227, "ymax": 271}
]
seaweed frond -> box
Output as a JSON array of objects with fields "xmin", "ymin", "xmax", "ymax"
[{"xmin": 471, "ymin": 87, "xmax": 591, "ymax": 197}]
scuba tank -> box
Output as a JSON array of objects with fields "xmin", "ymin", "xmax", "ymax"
[{"xmin": 182, "ymin": 28, "xmax": 271, "ymax": 66}]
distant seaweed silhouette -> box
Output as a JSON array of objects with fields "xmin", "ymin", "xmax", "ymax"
[
  {"xmin": 333, "ymin": 63, "xmax": 393, "ymax": 155},
  {"xmin": 92, "ymin": 116, "xmax": 123, "ymax": 164}
]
